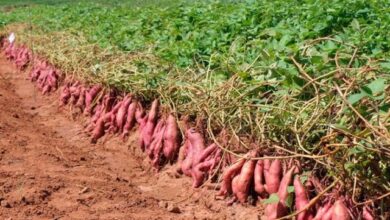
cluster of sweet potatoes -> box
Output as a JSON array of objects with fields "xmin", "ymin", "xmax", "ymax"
[
  {"xmin": 2, "ymin": 39, "xmax": 31, "ymax": 70},
  {"xmin": 2, "ymin": 39, "xmax": 378, "ymax": 220},
  {"xmin": 29, "ymin": 59, "xmax": 59, "ymax": 94},
  {"xmin": 217, "ymin": 154, "xmax": 375, "ymax": 219}
]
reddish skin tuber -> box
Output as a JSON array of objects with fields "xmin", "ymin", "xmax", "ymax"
[
  {"xmin": 265, "ymin": 159, "xmax": 282, "ymax": 194},
  {"xmin": 176, "ymin": 138, "xmax": 189, "ymax": 174},
  {"xmin": 140, "ymin": 99, "xmax": 159, "ymax": 151},
  {"xmin": 321, "ymin": 204, "xmax": 334, "ymax": 220},
  {"xmin": 151, "ymin": 124, "xmax": 166, "ymax": 169},
  {"xmin": 265, "ymin": 202, "xmax": 288, "ymax": 220},
  {"xmin": 277, "ymin": 166, "xmax": 296, "ymax": 206},
  {"xmin": 362, "ymin": 206, "xmax": 374, "ymax": 220},
  {"xmin": 59, "ymin": 84, "xmax": 71, "ymax": 106},
  {"xmin": 162, "ymin": 115, "xmax": 180, "ymax": 163},
  {"xmin": 191, "ymin": 158, "xmax": 216, "ymax": 188},
  {"xmin": 116, "ymin": 95, "xmax": 132, "ymax": 132},
  {"xmin": 313, "ymin": 202, "xmax": 332, "ymax": 220},
  {"xmin": 254, "ymin": 160, "xmax": 267, "ymax": 198},
  {"xmin": 147, "ymin": 120, "xmax": 165, "ymax": 159},
  {"xmin": 121, "ymin": 101, "xmax": 137, "ymax": 140},
  {"xmin": 191, "ymin": 147, "xmax": 221, "ymax": 188},
  {"xmin": 196, "ymin": 143, "xmax": 217, "ymax": 164},
  {"xmin": 232, "ymin": 156, "xmax": 256, "ymax": 203},
  {"xmin": 331, "ymin": 200, "xmax": 351, "ymax": 220},
  {"xmin": 293, "ymin": 176, "xmax": 314, "ymax": 220},
  {"xmin": 91, "ymin": 114, "xmax": 110, "ymax": 143},
  {"xmin": 217, "ymin": 158, "xmax": 246, "ymax": 197},
  {"xmin": 75, "ymin": 88, "xmax": 86, "ymax": 110},
  {"xmin": 84, "ymin": 85, "xmax": 102, "ymax": 115}
]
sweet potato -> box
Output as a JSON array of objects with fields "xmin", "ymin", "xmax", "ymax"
[
  {"xmin": 162, "ymin": 115, "xmax": 180, "ymax": 163},
  {"xmin": 294, "ymin": 176, "xmax": 314, "ymax": 220},
  {"xmin": 254, "ymin": 160, "xmax": 267, "ymax": 198},
  {"xmin": 84, "ymin": 85, "xmax": 102, "ymax": 113},
  {"xmin": 147, "ymin": 120, "xmax": 165, "ymax": 159},
  {"xmin": 59, "ymin": 84, "xmax": 71, "ymax": 106},
  {"xmin": 122, "ymin": 101, "xmax": 137, "ymax": 139},
  {"xmin": 265, "ymin": 159, "xmax": 282, "ymax": 194},
  {"xmin": 181, "ymin": 140, "xmax": 194, "ymax": 176},
  {"xmin": 321, "ymin": 204, "xmax": 334, "ymax": 220},
  {"xmin": 75, "ymin": 87, "xmax": 86, "ymax": 110},
  {"xmin": 232, "ymin": 157, "xmax": 256, "ymax": 203},
  {"xmin": 313, "ymin": 202, "xmax": 332, "ymax": 220},
  {"xmin": 362, "ymin": 206, "xmax": 374, "ymax": 220},
  {"xmin": 116, "ymin": 95, "xmax": 132, "ymax": 132},
  {"xmin": 331, "ymin": 200, "xmax": 351, "ymax": 220},
  {"xmin": 91, "ymin": 113, "xmax": 110, "ymax": 143},
  {"xmin": 192, "ymin": 158, "xmax": 215, "ymax": 188},
  {"xmin": 149, "ymin": 120, "xmax": 166, "ymax": 167},
  {"xmin": 278, "ymin": 166, "xmax": 295, "ymax": 206},
  {"xmin": 217, "ymin": 158, "xmax": 246, "ymax": 197},
  {"xmin": 140, "ymin": 99, "xmax": 160, "ymax": 150},
  {"xmin": 264, "ymin": 201, "xmax": 288, "ymax": 220}
]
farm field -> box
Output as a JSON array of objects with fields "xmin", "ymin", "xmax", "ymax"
[{"xmin": 0, "ymin": 0, "xmax": 389, "ymax": 219}]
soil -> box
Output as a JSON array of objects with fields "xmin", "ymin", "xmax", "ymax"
[{"xmin": 0, "ymin": 55, "xmax": 262, "ymax": 220}]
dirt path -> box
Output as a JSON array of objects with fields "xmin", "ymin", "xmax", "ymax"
[{"xmin": 0, "ymin": 56, "xmax": 260, "ymax": 220}]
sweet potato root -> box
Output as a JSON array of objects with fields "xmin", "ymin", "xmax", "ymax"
[
  {"xmin": 217, "ymin": 158, "xmax": 246, "ymax": 197},
  {"xmin": 254, "ymin": 160, "xmax": 267, "ymax": 198},
  {"xmin": 162, "ymin": 115, "xmax": 180, "ymax": 163},
  {"xmin": 293, "ymin": 176, "xmax": 314, "ymax": 220},
  {"xmin": 265, "ymin": 159, "xmax": 282, "ymax": 194}
]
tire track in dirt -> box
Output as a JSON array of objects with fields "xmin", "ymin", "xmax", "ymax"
[{"xmin": 0, "ymin": 56, "xmax": 260, "ymax": 220}]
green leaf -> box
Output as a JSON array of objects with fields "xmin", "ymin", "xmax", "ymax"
[
  {"xmin": 285, "ymin": 193, "xmax": 294, "ymax": 208},
  {"xmin": 348, "ymin": 146, "xmax": 366, "ymax": 156},
  {"xmin": 380, "ymin": 62, "xmax": 390, "ymax": 70},
  {"xmin": 347, "ymin": 93, "xmax": 366, "ymax": 105},
  {"xmin": 351, "ymin": 19, "xmax": 360, "ymax": 31},
  {"xmin": 365, "ymin": 78, "xmax": 387, "ymax": 95},
  {"xmin": 263, "ymin": 193, "xmax": 280, "ymax": 204},
  {"xmin": 287, "ymin": 185, "xmax": 295, "ymax": 193}
]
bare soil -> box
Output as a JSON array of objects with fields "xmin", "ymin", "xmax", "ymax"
[{"xmin": 0, "ymin": 55, "xmax": 261, "ymax": 220}]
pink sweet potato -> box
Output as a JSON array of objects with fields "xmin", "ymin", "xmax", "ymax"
[
  {"xmin": 192, "ymin": 158, "xmax": 215, "ymax": 188},
  {"xmin": 121, "ymin": 101, "xmax": 137, "ymax": 139},
  {"xmin": 232, "ymin": 157, "xmax": 256, "ymax": 203},
  {"xmin": 116, "ymin": 95, "xmax": 132, "ymax": 132},
  {"xmin": 162, "ymin": 114, "xmax": 180, "ymax": 163},
  {"xmin": 331, "ymin": 200, "xmax": 351, "ymax": 220},
  {"xmin": 277, "ymin": 166, "xmax": 296, "ymax": 206},
  {"xmin": 75, "ymin": 88, "xmax": 86, "ymax": 110},
  {"xmin": 265, "ymin": 202, "xmax": 289, "ymax": 220},
  {"xmin": 294, "ymin": 176, "xmax": 314, "ymax": 220},
  {"xmin": 265, "ymin": 159, "xmax": 282, "ymax": 194},
  {"xmin": 84, "ymin": 85, "xmax": 102, "ymax": 115},
  {"xmin": 254, "ymin": 160, "xmax": 267, "ymax": 198},
  {"xmin": 140, "ymin": 99, "xmax": 160, "ymax": 150},
  {"xmin": 217, "ymin": 158, "xmax": 246, "ymax": 197},
  {"xmin": 362, "ymin": 206, "xmax": 374, "ymax": 220},
  {"xmin": 59, "ymin": 84, "xmax": 71, "ymax": 106},
  {"xmin": 313, "ymin": 202, "xmax": 332, "ymax": 220}
]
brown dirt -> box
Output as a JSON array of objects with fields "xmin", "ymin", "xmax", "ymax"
[{"xmin": 0, "ymin": 55, "xmax": 261, "ymax": 220}]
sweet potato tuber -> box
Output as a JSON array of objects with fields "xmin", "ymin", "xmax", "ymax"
[
  {"xmin": 217, "ymin": 158, "xmax": 246, "ymax": 197},
  {"xmin": 162, "ymin": 114, "xmax": 180, "ymax": 163},
  {"xmin": 265, "ymin": 159, "xmax": 282, "ymax": 194},
  {"xmin": 254, "ymin": 160, "xmax": 267, "ymax": 198},
  {"xmin": 84, "ymin": 85, "xmax": 102, "ymax": 115},
  {"xmin": 122, "ymin": 101, "xmax": 137, "ymax": 140},
  {"xmin": 293, "ymin": 176, "xmax": 314, "ymax": 220},
  {"xmin": 331, "ymin": 200, "xmax": 351, "ymax": 220},
  {"xmin": 232, "ymin": 156, "xmax": 256, "ymax": 203}
]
